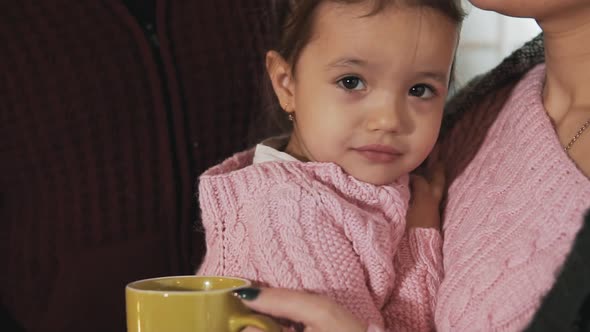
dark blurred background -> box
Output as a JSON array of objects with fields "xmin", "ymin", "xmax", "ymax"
[{"xmin": 1, "ymin": 1, "xmax": 275, "ymax": 331}]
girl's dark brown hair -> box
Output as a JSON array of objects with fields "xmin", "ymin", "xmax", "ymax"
[
  {"xmin": 279, "ymin": 0, "xmax": 464, "ymax": 70},
  {"xmin": 251, "ymin": 0, "xmax": 465, "ymax": 143}
]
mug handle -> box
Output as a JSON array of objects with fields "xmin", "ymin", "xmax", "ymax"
[{"xmin": 229, "ymin": 313, "xmax": 281, "ymax": 332}]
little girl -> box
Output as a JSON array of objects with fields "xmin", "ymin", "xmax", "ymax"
[{"xmin": 197, "ymin": 0, "xmax": 463, "ymax": 330}]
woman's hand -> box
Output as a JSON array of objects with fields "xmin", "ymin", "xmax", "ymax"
[
  {"xmin": 406, "ymin": 162, "xmax": 446, "ymax": 230},
  {"xmin": 234, "ymin": 287, "xmax": 368, "ymax": 332}
]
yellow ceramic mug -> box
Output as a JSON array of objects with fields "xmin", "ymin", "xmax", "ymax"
[{"xmin": 126, "ymin": 275, "xmax": 280, "ymax": 332}]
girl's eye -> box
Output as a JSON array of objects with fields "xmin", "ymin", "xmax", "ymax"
[
  {"xmin": 337, "ymin": 76, "xmax": 366, "ymax": 91},
  {"xmin": 409, "ymin": 84, "xmax": 436, "ymax": 99}
]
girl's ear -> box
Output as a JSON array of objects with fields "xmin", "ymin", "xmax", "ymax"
[{"xmin": 266, "ymin": 50, "xmax": 296, "ymax": 112}]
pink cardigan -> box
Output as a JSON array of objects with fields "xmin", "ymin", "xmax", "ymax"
[
  {"xmin": 435, "ymin": 64, "xmax": 590, "ymax": 331},
  {"xmin": 198, "ymin": 155, "xmax": 442, "ymax": 331}
]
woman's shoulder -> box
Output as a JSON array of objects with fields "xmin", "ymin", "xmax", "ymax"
[
  {"xmin": 441, "ymin": 33, "xmax": 545, "ymax": 138},
  {"xmin": 436, "ymin": 34, "xmax": 546, "ymax": 183}
]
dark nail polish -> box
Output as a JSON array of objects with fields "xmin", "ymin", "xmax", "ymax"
[{"xmin": 233, "ymin": 287, "xmax": 260, "ymax": 301}]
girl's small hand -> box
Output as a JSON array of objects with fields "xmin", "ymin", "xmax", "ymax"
[
  {"xmin": 235, "ymin": 287, "xmax": 367, "ymax": 332},
  {"xmin": 406, "ymin": 162, "xmax": 446, "ymax": 230}
]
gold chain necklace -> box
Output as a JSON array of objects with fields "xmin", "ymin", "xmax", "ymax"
[{"xmin": 564, "ymin": 118, "xmax": 590, "ymax": 152}]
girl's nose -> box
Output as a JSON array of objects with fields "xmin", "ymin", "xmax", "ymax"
[{"xmin": 366, "ymin": 97, "xmax": 407, "ymax": 133}]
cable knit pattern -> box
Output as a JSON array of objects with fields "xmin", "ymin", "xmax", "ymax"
[
  {"xmin": 384, "ymin": 228, "xmax": 443, "ymax": 331},
  {"xmin": 435, "ymin": 64, "xmax": 590, "ymax": 331},
  {"xmin": 197, "ymin": 150, "xmax": 442, "ymax": 330}
]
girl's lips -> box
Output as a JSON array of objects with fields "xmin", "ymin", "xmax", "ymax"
[{"xmin": 353, "ymin": 145, "xmax": 402, "ymax": 163}]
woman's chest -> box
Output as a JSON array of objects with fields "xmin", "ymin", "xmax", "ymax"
[{"xmin": 435, "ymin": 134, "xmax": 590, "ymax": 331}]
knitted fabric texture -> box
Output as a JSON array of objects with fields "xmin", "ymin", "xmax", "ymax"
[
  {"xmin": 435, "ymin": 63, "xmax": 590, "ymax": 331},
  {"xmin": 197, "ymin": 150, "xmax": 442, "ymax": 331}
]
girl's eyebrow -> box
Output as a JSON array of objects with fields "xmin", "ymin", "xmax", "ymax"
[
  {"xmin": 325, "ymin": 57, "xmax": 369, "ymax": 70},
  {"xmin": 415, "ymin": 71, "xmax": 448, "ymax": 84}
]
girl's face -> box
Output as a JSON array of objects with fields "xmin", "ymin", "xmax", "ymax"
[{"xmin": 269, "ymin": 2, "xmax": 458, "ymax": 185}]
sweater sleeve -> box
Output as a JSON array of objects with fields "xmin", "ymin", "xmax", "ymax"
[
  {"xmin": 195, "ymin": 229, "xmax": 223, "ymax": 276},
  {"xmin": 199, "ymin": 177, "xmax": 400, "ymax": 327},
  {"xmin": 251, "ymin": 182, "xmax": 392, "ymax": 327},
  {"xmin": 195, "ymin": 182, "xmax": 224, "ymax": 276},
  {"xmin": 381, "ymin": 228, "xmax": 443, "ymax": 332}
]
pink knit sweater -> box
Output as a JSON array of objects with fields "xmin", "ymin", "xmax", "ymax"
[
  {"xmin": 435, "ymin": 64, "xmax": 590, "ymax": 331},
  {"xmin": 198, "ymin": 155, "xmax": 442, "ymax": 331}
]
